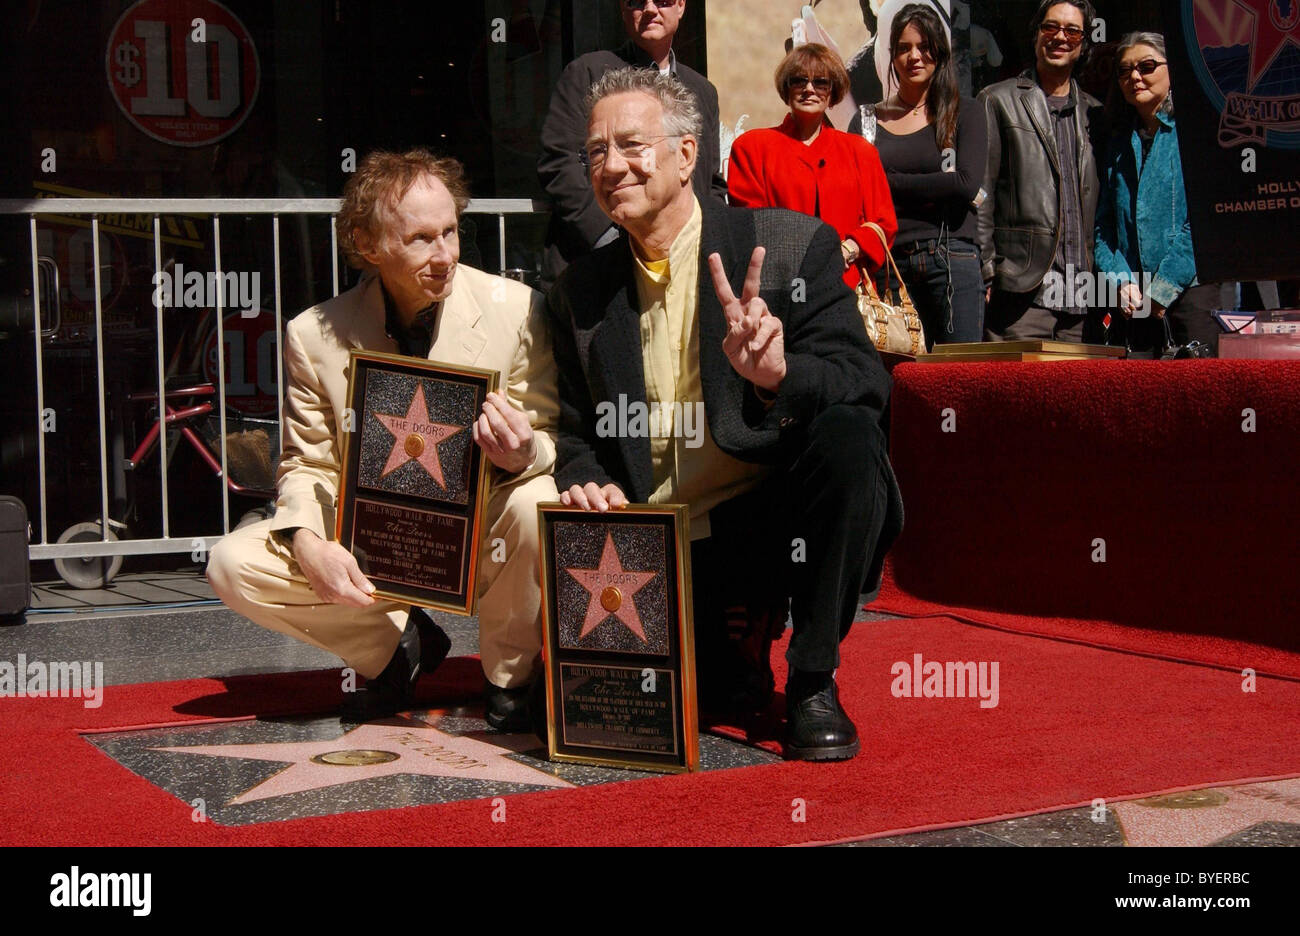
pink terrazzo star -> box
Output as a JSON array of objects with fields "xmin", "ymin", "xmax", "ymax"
[
  {"xmin": 152, "ymin": 722, "xmax": 571, "ymax": 804},
  {"xmin": 564, "ymin": 531, "xmax": 656, "ymax": 642},
  {"xmin": 374, "ymin": 382, "xmax": 464, "ymax": 487},
  {"xmin": 1112, "ymin": 778, "xmax": 1300, "ymax": 846}
]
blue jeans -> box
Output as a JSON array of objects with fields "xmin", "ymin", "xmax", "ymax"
[{"xmin": 880, "ymin": 237, "xmax": 985, "ymax": 349}]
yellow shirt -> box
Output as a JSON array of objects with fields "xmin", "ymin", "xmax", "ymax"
[{"xmin": 631, "ymin": 197, "xmax": 769, "ymax": 539}]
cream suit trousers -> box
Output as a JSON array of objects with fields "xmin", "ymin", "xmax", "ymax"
[{"xmin": 207, "ymin": 472, "xmax": 557, "ymax": 688}]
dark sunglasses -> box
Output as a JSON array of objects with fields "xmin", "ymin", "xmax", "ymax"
[
  {"xmin": 787, "ymin": 75, "xmax": 833, "ymax": 93},
  {"xmin": 623, "ymin": 0, "xmax": 676, "ymax": 9},
  {"xmin": 1038, "ymin": 21, "xmax": 1085, "ymax": 44},
  {"xmin": 1117, "ymin": 58, "xmax": 1167, "ymax": 78}
]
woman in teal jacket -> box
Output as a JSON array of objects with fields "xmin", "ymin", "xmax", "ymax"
[{"xmin": 1094, "ymin": 31, "xmax": 1220, "ymax": 356}]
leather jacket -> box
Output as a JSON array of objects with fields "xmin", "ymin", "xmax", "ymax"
[{"xmin": 976, "ymin": 69, "xmax": 1106, "ymax": 293}]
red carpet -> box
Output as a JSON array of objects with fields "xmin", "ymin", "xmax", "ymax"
[
  {"xmin": 874, "ymin": 360, "xmax": 1300, "ymax": 679},
  {"xmin": 4, "ymin": 616, "xmax": 1300, "ymax": 846}
]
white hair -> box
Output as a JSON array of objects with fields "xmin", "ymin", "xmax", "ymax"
[{"xmin": 583, "ymin": 66, "xmax": 704, "ymax": 140}]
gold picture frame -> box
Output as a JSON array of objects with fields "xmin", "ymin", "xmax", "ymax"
[
  {"xmin": 538, "ymin": 504, "xmax": 698, "ymax": 773},
  {"xmin": 336, "ymin": 349, "xmax": 497, "ymax": 615}
]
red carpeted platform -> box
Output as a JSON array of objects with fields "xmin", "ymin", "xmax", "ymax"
[
  {"xmin": 873, "ymin": 360, "xmax": 1300, "ymax": 679},
  {"xmin": 4, "ymin": 615, "xmax": 1300, "ymax": 846}
]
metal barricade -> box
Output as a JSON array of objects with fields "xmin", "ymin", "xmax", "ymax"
[{"xmin": 0, "ymin": 196, "xmax": 544, "ymax": 575}]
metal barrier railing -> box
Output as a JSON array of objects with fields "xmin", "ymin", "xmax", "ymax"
[{"xmin": 0, "ymin": 196, "xmax": 545, "ymax": 569}]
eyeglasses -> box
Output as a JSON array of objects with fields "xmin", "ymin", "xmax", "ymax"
[
  {"xmin": 1038, "ymin": 21, "xmax": 1085, "ymax": 44},
  {"xmin": 579, "ymin": 135, "xmax": 679, "ymax": 169},
  {"xmin": 786, "ymin": 75, "xmax": 833, "ymax": 94},
  {"xmin": 1117, "ymin": 58, "xmax": 1167, "ymax": 79},
  {"xmin": 623, "ymin": 0, "xmax": 676, "ymax": 10}
]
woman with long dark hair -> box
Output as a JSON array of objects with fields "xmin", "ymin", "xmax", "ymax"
[
  {"xmin": 726, "ymin": 43, "xmax": 897, "ymax": 290},
  {"xmin": 869, "ymin": 3, "xmax": 988, "ymax": 347},
  {"xmin": 1094, "ymin": 32, "xmax": 1214, "ymax": 356}
]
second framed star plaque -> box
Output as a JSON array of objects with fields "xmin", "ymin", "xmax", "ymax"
[
  {"xmin": 538, "ymin": 504, "xmax": 699, "ymax": 773},
  {"xmin": 336, "ymin": 350, "xmax": 497, "ymax": 615}
]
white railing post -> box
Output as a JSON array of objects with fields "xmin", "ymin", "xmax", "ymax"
[
  {"xmin": 27, "ymin": 216, "xmax": 49, "ymax": 545},
  {"xmin": 90, "ymin": 217, "xmax": 110, "ymax": 542},
  {"xmin": 212, "ymin": 216, "xmax": 230, "ymax": 534},
  {"xmin": 153, "ymin": 215, "xmax": 170, "ymax": 538}
]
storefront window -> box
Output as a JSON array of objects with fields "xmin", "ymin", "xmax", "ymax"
[{"xmin": 0, "ymin": 0, "xmax": 572, "ymax": 557}]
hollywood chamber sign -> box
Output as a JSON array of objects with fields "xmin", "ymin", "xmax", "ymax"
[{"xmin": 1166, "ymin": 0, "xmax": 1300, "ymax": 280}]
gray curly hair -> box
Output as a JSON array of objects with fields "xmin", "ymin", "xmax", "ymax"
[{"xmin": 583, "ymin": 66, "xmax": 704, "ymax": 140}]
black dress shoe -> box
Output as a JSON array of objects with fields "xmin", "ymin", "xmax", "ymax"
[
  {"xmin": 339, "ymin": 616, "xmax": 424, "ymax": 722},
  {"xmin": 484, "ymin": 679, "xmax": 534, "ymax": 733},
  {"xmin": 784, "ymin": 673, "xmax": 860, "ymax": 761},
  {"xmin": 408, "ymin": 606, "xmax": 452, "ymax": 675},
  {"xmin": 697, "ymin": 650, "xmax": 773, "ymax": 717},
  {"xmin": 530, "ymin": 677, "xmax": 549, "ymax": 741},
  {"xmin": 727, "ymin": 597, "xmax": 787, "ymax": 709},
  {"xmin": 695, "ymin": 598, "xmax": 786, "ymax": 717}
]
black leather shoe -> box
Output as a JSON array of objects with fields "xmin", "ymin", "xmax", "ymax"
[
  {"xmin": 408, "ymin": 606, "xmax": 452, "ymax": 676},
  {"xmin": 695, "ymin": 598, "xmax": 786, "ymax": 717},
  {"xmin": 484, "ymin": 679, "xmax": 534, "ymax": 733},
  {"xmin": 784, "ymin": 675, "xmax": 860, "ymax": 761},
  {"xmin": 339, "ymin": 616, "xmax": 424, "ymax": 721},
  {"xmin": 530, "ymin": 677, "xmax": 549, "ymax": 741}
]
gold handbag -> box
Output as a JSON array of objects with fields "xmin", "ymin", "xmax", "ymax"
[{"xmin": 855, "ymin": 222, "xmax": 926, "ymax": 356}]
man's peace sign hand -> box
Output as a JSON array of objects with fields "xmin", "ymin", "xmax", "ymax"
[{"xmin": 708, "ymin": 248, "xmax": 787, "ymax": 393}]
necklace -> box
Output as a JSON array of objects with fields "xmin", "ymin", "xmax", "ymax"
[{"xmin": 895, "ymin": 91, "xmax": 927, "ymax": 117}]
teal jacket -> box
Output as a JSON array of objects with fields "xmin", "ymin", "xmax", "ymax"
[{"xmin": 1094, "ymin": 109, "xmax": 1198, "ymax": 308}]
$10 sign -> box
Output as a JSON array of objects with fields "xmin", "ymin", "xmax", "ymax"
[{"xmin": 106, "ymin": 0, "xmax": 260, "ymax": 147}]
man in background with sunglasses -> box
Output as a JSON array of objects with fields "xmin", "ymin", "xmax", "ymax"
[
  {"xmin": 538, "ymin": 0, "xmax": 727, "ymax": 291},
  {"xmin": 976, "ymin": 0, "xmax": 1108, "ymax": 343}
]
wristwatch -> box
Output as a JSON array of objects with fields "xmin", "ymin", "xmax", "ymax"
[{"xmin": 841, "ymin": 239, "xmax": 860, "ymax": 264}]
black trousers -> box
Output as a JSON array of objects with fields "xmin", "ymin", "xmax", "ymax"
[
  {"xmin": 889, "ymin": 237, "xmax": 987, "ymax": 348},
  {"xmin": 1106, "ymin": 282, "xmax": 1223, "ymax": 357},
  {"xmin": 985, "ymin": 288, "xmax": 1101, "ymax": 342},
  {"xmin": 688, "ymin": 404, "xmax": 893, "ymax": 675}
]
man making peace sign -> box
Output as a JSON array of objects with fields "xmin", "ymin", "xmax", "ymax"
[{"xmin": 546, "ymin": 67, "xmax": 903, "ymax": 761}]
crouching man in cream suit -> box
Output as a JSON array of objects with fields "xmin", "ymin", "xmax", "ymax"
[{"xmin": 207, "ymin": 149, "xmax": 558, "ymax": 730}]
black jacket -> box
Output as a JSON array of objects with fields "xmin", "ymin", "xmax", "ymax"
[
  {"xmin": 538, "ymin": 42, "xmax": 727, "ymax": 273},
  {"xmin": 976, "ymin": 70, "xmax": 1106, "ymax": 293},
  {"xmin": 547, "ymin": 198, "xmax": 895, "ymax": 498}
]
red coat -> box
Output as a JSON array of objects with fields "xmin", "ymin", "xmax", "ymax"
[{"xmin": 727, "ymin": 115, "xmax": 898, "ymax": 289}]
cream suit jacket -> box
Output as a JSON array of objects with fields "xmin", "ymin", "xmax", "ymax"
[{"xmin": 268, "ymin": 264, "xmax": 557, "ymax": 548}]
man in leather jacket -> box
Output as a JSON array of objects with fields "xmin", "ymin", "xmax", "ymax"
[{"xmin": 977, "ymin": 0, "xmax": 1107, "ymax": 342}]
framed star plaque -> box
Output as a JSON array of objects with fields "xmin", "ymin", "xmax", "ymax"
[
  {"xmin": 538, "ymin": 505, "xmax": 698, "ymax": 773},
  {"xmin": 336, "ymin": 350, "xmax": 497, "ymax": 614}
]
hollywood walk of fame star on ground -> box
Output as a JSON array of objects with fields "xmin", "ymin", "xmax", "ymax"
[
  {"xmin": 152, "ymin": 722, "xmax": 571, "ymax": 805},
  {"xmin": 1112, "ymin": 778, "xmax": 1300, "ymax": 847}
]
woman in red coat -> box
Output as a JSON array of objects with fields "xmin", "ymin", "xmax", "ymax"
[{"xmin": 727, "ymin": 43, "xmax": 898, "ymax": 290}]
